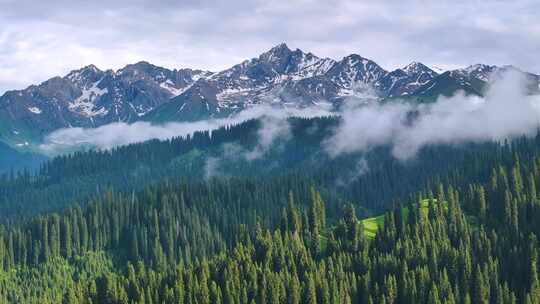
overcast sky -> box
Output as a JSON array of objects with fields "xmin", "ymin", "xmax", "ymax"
[{"xmin": 1, "ymin": 0, "xmax": 539, "ymax": 94}]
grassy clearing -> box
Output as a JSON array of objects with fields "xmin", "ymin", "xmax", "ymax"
[
  {"xmin": 361, "ymin": 214, "xmax": 385, "ymax": 239},
  {"xmin": 360, "ymin": 199, "xmax": 445, "ymax": 239}
]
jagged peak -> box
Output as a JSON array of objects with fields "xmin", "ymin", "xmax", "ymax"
[
  {"xmin": 403, "ymin": 61, "xmax": 425, "ymax": 69},
  {"xmin": 119, "ymin": 61, "xmax": 162, "ymax": 73},
  {"xmin": 462, "ymin": 63, "xmax": 495, "ymax": 73},
  {"xmin": 259, "ymin": 43, "xmax": 295, "ymax": 62},
  {"xmin": 66, "ymin": 64, "xmax": 102, "ymax": 77},
  {"xmin": 65, "ymin": 65, "xmax": 104, "ymax": 85},
  {"xmin": 84, "ymin": 64, "xmax": 100, "ymax": 72},
  {"xmin": 402, "ymin": 61, "xmax": 436, "ymax": 76},
  {"xmin": 131, "ymin": 60, "xmax": 156, "ymax": 68},
  {"xmin": 342, "ymin": 53, "xmax": 367, "ymax": 61},
  {"xmin": 405, "ymin": 61, "xmax": 422, "ymax": 66},
  {"xmin": 450, "ymin": 64, "xmax": 498, "ymax": 82},
  {"xmin": 339, "ymin": 54, "xmax": 380, "ymax": 69},
  {"xmin": 268, "ymin": 42, "xmax": 291, "ymax": 53}
]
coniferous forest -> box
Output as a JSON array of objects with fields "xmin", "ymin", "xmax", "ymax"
[
  {"xmin": 2, "ymin": 0, "xmax": 539, "ymax": 302},
  {"xmin": 1, "ymin": 116, "xmax": 540, "ymax": 303}
]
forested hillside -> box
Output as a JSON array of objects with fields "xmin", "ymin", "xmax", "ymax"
[
  {"xmin": 1, "ymin": 116, "xmax": 540, "ymax": 303},
  {"xmin": 1, "ymin": 146, "xmax": 540, "ymax": 303},
  {"xmin": 0, "ymin": 142, "xmax": 45, "ymax": 174},
  {"xmin": 1, "ymin": 116, "xmax": 535, "ymax": 221},
  {"xmin": 3, "ymin": 0, "xmax": 539, "ymax": 302}
]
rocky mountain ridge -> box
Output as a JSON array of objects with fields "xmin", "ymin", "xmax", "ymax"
[{"xmin": 1, "ymin": 43, "xmax": 538, "ymax": 146}]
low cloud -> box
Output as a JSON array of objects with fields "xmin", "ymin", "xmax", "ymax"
[
  {"xmin": 244, "ymin": 115, "xmax": 292, "ymax": 161},
  {"xmin": 41, "ymin": 70, "xmax": 540, "ymax": 167},
  {"xmin": 39, "ymin": 104, "xmax": 331, "ymax": 156},
  {"xmin": 325, "ymin": 69, "xmax": 540, "ymax": 160}
]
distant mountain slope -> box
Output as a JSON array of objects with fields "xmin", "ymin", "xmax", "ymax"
[
  {"xmin": 0, "ymin": 63, "xmax": 211, "ymax": 144},
  {"xmin": 374, "ymin": 62, "xmax": 438, "ymax": 97},
  {"xmin": 1, "ymin": 43, "xmax": 538, "ymax": 146},
  {"xmin": 0, "ymin": 141, "xmax": 45, "ymax": 173},
  {"xmin": 144, "ymin": 44, "xmax": 340, "ymax": 122},
  {"xmin": 412, "ymin": 71, "xmax": 484, "ymax": 100}
]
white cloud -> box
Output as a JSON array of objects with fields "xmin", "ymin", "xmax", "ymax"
[
  {"xmin": 202, "ymin": 116, "xmax": 293, "ymax": 179},
  {"xmin": 326, "ymin": 69, "xmax": 540, "ymax": 160},
  {"xmin": 39, "ymin": 104, "xmax": 333, "ymax": 155},
  {"xmin": 244, "ymin": 115, "xmax": 292, "ymax": 161}
]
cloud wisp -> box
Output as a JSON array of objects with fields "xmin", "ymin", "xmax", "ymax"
[{"xmin": 202, "ymin": 116, "xmax": 292, "ymax": 179}]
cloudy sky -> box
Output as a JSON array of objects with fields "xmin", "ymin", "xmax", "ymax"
[{"xmin": 1, "ymin": 0, "xmax": 539, "ymax": 94}]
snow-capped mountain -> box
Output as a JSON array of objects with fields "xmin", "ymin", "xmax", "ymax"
[
  {"xmin": 375, "ymin": 62, "xmax": 438, "ymax": 97},
  {"xmin": 413, "ymin": 64, "xmax": 540, "ymax": 100},
  {"xmin": 146, "ymin": 43, "xmax": 341, "ymax": 122},
  {"xmin": 0, "ymin": 43, "xmax": 538, "ymax": 146},
  {"xmin": 0, "ymin": 63, "xmax": 211, "ymax": 142},
  {"xmin": 452, "ymin": 64, "xmax": 497, "ymax": 82},
  {"xmin": 325, "ymin": 54, "xmax": 387, "ymax": 95},
  {"xmin": 146, "ymin": 44, "xmax": 400, "ymax": 122}
]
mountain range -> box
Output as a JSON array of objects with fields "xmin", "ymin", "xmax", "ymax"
[{"xmin": 1, "ymin": 43, "xmax": 539, "ymax": 148}]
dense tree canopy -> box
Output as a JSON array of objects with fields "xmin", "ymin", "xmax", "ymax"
[{"xmin": 1, "ymin": 117, "xmax": 540, "ymax": 303}]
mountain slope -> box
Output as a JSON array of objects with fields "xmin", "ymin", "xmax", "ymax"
[
  {"xmin": 144, "ymin": 44, "xmax": 339, "ymax": 122},
  {"xmin": 412, "ymin": 71, "xmax": 484, "ymax": 100},
  {"xmin": 0, "ymin": 63, "xmax": 211, "ymax": 145},
  {"xmin": 0, "ymin": 141, "xmax": 45, "ymax": 173},
  {"xmin": 375, "ymin": 62, "xmax": 438, "ymax": 97},
  {"xmin": 1, "ymin": 43, "xmax": 539, "ymax": 147}
]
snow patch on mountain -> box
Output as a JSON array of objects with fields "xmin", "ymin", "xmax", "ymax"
[
  {"xmin": 452, "ymin": 64, "xmax": 496, "ymax": 83},
  {"xmin": 159, "ymin": 79, "xmax": 191, "ymax": 97},
  {"xmin": 28, "ymin": 107, "xmax": 42, "ymax": 114},
  {"xmin": 291, "ymin": 56, "xmax": 336, "ymax": 80},
  {"xmin": 216, "ymin": 87, "xmax": 252, "ymax": 102},
  {"xmin": 69, "ymin": 80, "xmax": 109, "ymax": 117},
  {"xmin": 3, "ymin": 43, "xmax": 540, "ymax": 141}
]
